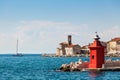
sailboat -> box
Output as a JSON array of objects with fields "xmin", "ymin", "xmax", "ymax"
[{"xmin": 13, "ymin": 39, "xmax": 23, "ymax": 56}]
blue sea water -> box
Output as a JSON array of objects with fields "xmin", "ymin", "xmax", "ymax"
[{"xmin": 0, "ymin": 54, "xmax": 120, "ymax": 80}]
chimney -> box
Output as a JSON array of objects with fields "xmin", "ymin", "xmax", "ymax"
[{"xmin": 68, "ymin": 35, "xmax": 72, "ymax": 45}]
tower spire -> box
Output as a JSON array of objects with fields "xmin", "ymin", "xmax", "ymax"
[{"xmin": 68, "ymin": 35, "xmax": 72, "ymax": 45}]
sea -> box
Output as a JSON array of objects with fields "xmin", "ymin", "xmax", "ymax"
[{"xmin": 0, "ymin": 54, "xmax": 120, "ymax": 80}]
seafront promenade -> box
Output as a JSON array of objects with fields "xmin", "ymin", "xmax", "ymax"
[
  {"xmin": 41, "ymin": 53, "xmax": 89, "ymax": 57},
  {"xmin": 41, "ymin": 53, "xmax": 120, "ymax": 57}
]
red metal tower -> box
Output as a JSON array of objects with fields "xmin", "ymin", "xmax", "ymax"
[{"xmin": 89, "ymin": 33, "xmax": 105, "ymax": 68}]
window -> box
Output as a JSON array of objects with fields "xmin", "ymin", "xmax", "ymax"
[
  {"xmin": 117, "ymin": 41, "xmax": 120, "ymax": 44},
  {"xmin": 92, "ymin": 55, "xmax": 94, "ymax": 59}
]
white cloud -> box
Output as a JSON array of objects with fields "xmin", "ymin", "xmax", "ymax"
[
  {"xmin": 0, "ymin": 20, "xmax": 120, "ymax": 53},
  {"xmin": 100, "ymin": 26, "xmax": 120, "ymax": 41},
  {"xmin": 0, "ymin": 20, "xmax": 84, "ymax": 53}
]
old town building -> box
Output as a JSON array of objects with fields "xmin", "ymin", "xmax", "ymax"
[
  {"xmin": 56, "ymin": 35, "xmax": 81, "ymax": 56},
  {"xmin": 107, "ymin": 37, "xmax": 120, "ymax": 54}
]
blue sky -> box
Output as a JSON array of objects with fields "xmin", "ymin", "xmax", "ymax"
[{"xmin": 0, "ymin": 0, "xmax": 120, "ymax": 53}]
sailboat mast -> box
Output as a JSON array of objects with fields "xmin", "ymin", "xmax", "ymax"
[{"xmin": 16, "ymin": 39, "xmax": 18, "ymax": 54}]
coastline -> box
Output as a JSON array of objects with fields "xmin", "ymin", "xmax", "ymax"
[
  {"xmin": 41, "ymin": 53, "xmax": 89, "ymax": 57},
  {"xmin": 41, "ymin": 53, "xmax": 120, "ymax": 57}
]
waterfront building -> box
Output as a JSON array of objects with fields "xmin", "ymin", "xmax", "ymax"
[
  {"xmin": 81, "ymin": 45, "xmax": 90, "ymax": 54},
  {"xmin": 65, "ymin": 44, "xmax": 81, "ymax": 56},
  {"xmin": 56, "ymin": 42, "xmax": 68, "ymax": 56},
  {"xmin": 56, "ymin": 35, "xmax": 81, "ymax": 56},
  {"xmin": 107, "ymin": 37, "xmax": 120, "ymax": 54}
]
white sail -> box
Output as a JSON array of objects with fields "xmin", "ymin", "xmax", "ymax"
[{"xmin": 14, "ymin": 39, "xmax": 22, "ymax": 56}]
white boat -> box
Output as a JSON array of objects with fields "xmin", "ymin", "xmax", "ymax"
[{"xmin": 13, "ymin": 39, "xmax": 23, "ymax": 56}]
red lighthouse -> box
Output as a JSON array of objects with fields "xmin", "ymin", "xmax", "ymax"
[{"xmin": 89, "ymin": 33, "xmax": 105, "ymax": 68}]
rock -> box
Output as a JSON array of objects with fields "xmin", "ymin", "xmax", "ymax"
[
  {"xmin": 60, "ymin": 64, "xmax": 71, "ymax": 71},
  {"xmin": 59, "ymin": 59, "xmax": 84, "ymax": 71}
]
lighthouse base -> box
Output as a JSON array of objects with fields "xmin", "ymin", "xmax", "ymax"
[
  {"xmin": 59, "ymin": 59, "xmax": 120, "ymax": 72},
  {"xmin": 89, "ymin": 64, "xmax": 103, "ymax": 69}
]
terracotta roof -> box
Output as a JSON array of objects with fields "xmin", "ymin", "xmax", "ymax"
[
  {"xmin": 81, "ymin": 46, "xmax": 88, "ymax": 49},
  {"xmin": 60, "ymin": 42, "xmax": 68, "ymax": 45},
  {"xmin": 66, "ymin": 44, "xmax": 80, "ymax": 48},
  {"xmin": 111, "ymin": 37, "xmax": 120, "ymax": 41},
  {"xmin": 67, "ymin": 45, "xmax": 75, "ymax": 47}
]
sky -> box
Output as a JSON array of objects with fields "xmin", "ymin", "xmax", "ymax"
[{"xmin": 0, "ymin": 0, "xmax": 120, "ymax": 54}]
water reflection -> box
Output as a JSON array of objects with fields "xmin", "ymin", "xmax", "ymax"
[{"xmin": 89, "ymin": 70, "xmax": 104, "ymax": 79}]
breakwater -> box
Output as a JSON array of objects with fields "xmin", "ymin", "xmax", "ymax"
[{"xmin": 59, "ymin": 59, "xmax": 120, "ymax": 72}]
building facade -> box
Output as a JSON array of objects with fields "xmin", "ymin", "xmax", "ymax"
[
  {"xmin": 56, "ymin": 35, "xmax": 81, "ymax": 56},
  {"xmin": 65, "ymin": 45, "xmax": 81, "ymax": 56},
  {"xmin": 107, "ymin": 37, "xmax": 120, "ymax": 54}
]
